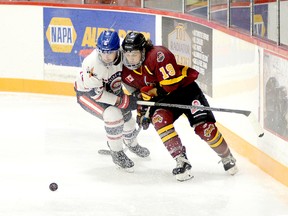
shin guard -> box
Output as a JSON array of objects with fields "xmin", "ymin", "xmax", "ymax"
[
  {"xmin": 103, "ymin": 106, "xmax": 124, "ymax": 151},
  {"xmin": 194, "ymin": 122, "xmax": 230, "ymax": 157},
  {"xmin": 152, "ymin": 109, "xmax": 184, "ymax": 158}
]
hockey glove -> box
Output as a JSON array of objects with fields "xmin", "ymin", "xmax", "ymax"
[
  {"xmin": 136, "ymin": 105, "xmax": 151, "ymax": 130},
  {"xmin": 140, "ymin": 86, "xmax": 158, "ymax": 101},
  {"xmin": 116, "ymin": 94, "xmax": 138, "ymax": 110},
  {"xmin": 116, "ymin": 94, "xmax": 130, "ymax": 109},
  {"xmin": 140, "ymin": 85, "xmax": 168, "ymax": 101}
]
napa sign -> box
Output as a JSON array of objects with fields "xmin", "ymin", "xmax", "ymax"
[
  {"xmin": 46, "ymin": 17, "xmax": 77, "ymax": 53},
  {"xmin": 44, "ymin": 8, "xmax": 155, "ymax": 67}
]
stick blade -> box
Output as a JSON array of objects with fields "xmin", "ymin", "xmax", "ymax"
[
  {"xmin": 98, "ymin": 149, "xmax": 111, "ymax": 155},
  {"xmin": 247, "ymin": 112, "xmax": 264, "ymax": 137}
]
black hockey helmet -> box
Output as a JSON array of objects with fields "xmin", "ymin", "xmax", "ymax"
[{"xmin": 122, "ymin": 32, "xmax": 147, "ymax": 52}]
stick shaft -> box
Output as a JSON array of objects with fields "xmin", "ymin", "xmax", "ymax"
[
  {"xmin": 137, "ymin": 101, "xmax": 251, "ymax": 116},
  {"xmin": 137, "ymin": 101, "xmax": 264, "ymax": 137}
]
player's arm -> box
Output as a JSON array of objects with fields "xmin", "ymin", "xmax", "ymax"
[
  {"xmin": 81, "ymin": 59, "xmax": 118, "ymax": 106},
  {"xmin": 83, "ymin": 68, "xmax": 134, "ymax": 110}
]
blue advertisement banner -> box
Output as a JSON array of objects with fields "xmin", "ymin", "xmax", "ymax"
[{"xmin": 44, "ymin": 8, "xmax": 156, "ymax": 67}]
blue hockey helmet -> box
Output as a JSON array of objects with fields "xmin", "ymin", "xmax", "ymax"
[{"xmin": 96, "ymin": 30, "xmax": 120, "ymax": 53}]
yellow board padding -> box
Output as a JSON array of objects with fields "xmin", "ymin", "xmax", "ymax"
[
  {"xmin": 217, "ymin": 123, "xmax": 288, "ymax": 187},
  {"xmin": 0, "ymin": 78, "xmax": 75, "ymax": 96}
]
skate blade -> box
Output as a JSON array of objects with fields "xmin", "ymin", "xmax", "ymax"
[
  {"xmin": 227, "ymin": 165, "xmax": 238, "ymax": 175},
  {"xmin": 175, "ymin": 170, "xmax": 194, "ymax": 182},
  {"xmin": 116, "ymin": 165, "xmax": 134, "ymax": 173},
  {"xmin": 134, "ymin": 153, "xmax": 150, "ymax": 158}
]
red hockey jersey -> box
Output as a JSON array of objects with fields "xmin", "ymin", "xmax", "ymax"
[{"xmin": 122, "ymin": 46, "xmax": 199, "ymax": 94}]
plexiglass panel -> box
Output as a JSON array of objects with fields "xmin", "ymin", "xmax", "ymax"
[
  {"xmin": 210, "ymin": 0, "xmax": 227, "ymax": 26},
  {"xmin": 253, "ymin": 0, "xmax": 271, "ymax": 40},
  {"xmin": 230, "ymin": 0, "xmax": 250, "ymax": 34},
  {"xmin": 280, "ymin": 0, "xmax": 288, "ymax": 46},
  {"xmin": 143, "ymin": 0, "xmax": 183, "ymax": 12},
  {"xmin": 185, "ymin": 0, "xmax": 208, "ymax": 19}
]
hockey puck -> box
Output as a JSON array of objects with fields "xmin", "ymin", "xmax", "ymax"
[
  {"xmin": 258, "ymin": 133, "xmax": 264, "ymax": 138},
  {"xmin": 49, "ymin": 182, "xmax": 58, "ymax": 191}
]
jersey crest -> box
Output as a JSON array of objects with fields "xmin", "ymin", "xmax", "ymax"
[
  {"xmin": 105, "ymin": 71, "xmax": 122, "ymax": 95},
  {"xmin": 190, "ymin": 100, "xmax": 201, "ymax": 114},
  {"xmin": 203, "ymin": 123, "xmax": 215, "ymax": 138}
]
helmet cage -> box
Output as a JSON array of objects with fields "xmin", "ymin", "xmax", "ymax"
[
  {"xmin": 97, "ymin": 50, "xmax": 120, "ymax": 67},
  {"xmin": 123, "ymin": 50, "xmax": 145, "ymax": 70}
]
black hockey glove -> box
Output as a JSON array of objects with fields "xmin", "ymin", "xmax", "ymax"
[
  {"xmin": 136, "ymin": 105, "xmax": 150, "ymax": 130},
  {"xmin": 127, "ymin": 94, "xmax": 138, "ymax": 110}
]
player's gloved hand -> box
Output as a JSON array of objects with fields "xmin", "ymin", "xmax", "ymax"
[
  {"xmin": 116, "ymin": 94, "xmax": 130, "ymax": 109},
  {"xmin": 127, "ymin": 94, "xmax": 138, "ymax": 110},
  {"xmin": 140, "ymin": 86, "xmax": 158, "ymax": 101},
  {"xmin": 136, "ymin": 105, "xmax": 150, "ymax": 130}
]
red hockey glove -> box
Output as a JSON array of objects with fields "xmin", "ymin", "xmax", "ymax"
[
  {"xmin": 136, "ymin": 105, "xmax": 150, "ymax": 130},
  {"xmin": 116, "ymin": 94, "xmax": 130, "ymax": 109},
  {"xmin": 140, "ymin": 86, "xmax": 158, "ymax": 101}
]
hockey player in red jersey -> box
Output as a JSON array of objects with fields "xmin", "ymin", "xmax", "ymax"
[
  {"xmin": 121, "ymin": 32, "xmax": 238, "ymax": 181},
  {"xmin": 74, "ymin": 30, "xmax": 149, "ymax": 172}
]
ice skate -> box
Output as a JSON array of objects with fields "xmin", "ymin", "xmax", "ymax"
[
  {"xmin": 110, "ymin": 150, "xmax": 134, "ymax": 172},
  {"xmin": 172, "ymin": 153, "xmax": 193, "ymax": 182},
  {"xmin": 123, "ymin": 140, "xmax": 150, "ymax": 158},
  {"xmin": 220, "ymin": 153, "xmax": 238, "ymax": 175}
]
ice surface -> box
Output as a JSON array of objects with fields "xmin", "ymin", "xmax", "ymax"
[{"xmin": 0, "ymin": 92, "xmax": 288, "ymax": 216}]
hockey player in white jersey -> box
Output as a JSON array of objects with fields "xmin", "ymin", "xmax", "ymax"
[{"xmin": 74, "ymin": 30, "xmax": 150, "ymax": 171}]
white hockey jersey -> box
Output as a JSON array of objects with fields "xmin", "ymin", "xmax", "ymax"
[{"xmin": 75, "ymin": 49, "xmax": 123, "ymax": 105}]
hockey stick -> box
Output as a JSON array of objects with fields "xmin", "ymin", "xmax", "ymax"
[
  {"xmin": 137, "ymin": 101, "xmax": 264, "ymax": 138},
  {"xmin": 98, "ymin": 126, "xmax": 142, "ymax": 155},
  {"xmin": 97, "ymin": 148, "xmax": 116, "ymax": 155}
]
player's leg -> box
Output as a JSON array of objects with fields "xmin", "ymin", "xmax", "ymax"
[
  {"xmin": 194, "ymin": 121, "xmax": 237, "ymax": 175},
  {"xmin": 185, "ymin": 84, "xmax": 238, "ymax": 175},
  {"xmin": 122, "ymin": 109, "xmax": 150, "ymax": 157},
  {"xmin": 151, "ymin": 108, "xmax": 193, "ymax": 181},
  {"xmin": 76, "ymin": 94, "xmax": 105, "ymax": 119},
  {"xmin": 103, "ymin": 106, "xmax": 134, "ymax": 171},
  {"xmin": 76, "ymin": 93, "xmax": 134, "ymax": 171}
]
